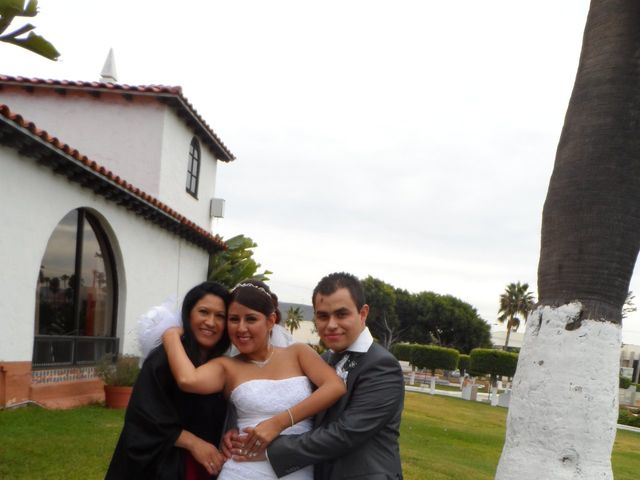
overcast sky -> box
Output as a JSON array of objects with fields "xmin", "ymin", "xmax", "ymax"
[{"xmin": 5, "ymin": 0, "xmax": 640, "ymax": 344}]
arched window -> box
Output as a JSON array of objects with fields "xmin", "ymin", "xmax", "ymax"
[
  {"xmin": 33, "ymin": 209, "xmax": 118, "ymax": 367},
  {"xmin": 186, "ymin": 137, "xmax": 201, "ymax": 198}
]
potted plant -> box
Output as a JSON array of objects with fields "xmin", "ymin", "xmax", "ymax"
[{"xmin": 96, "ymin": 354, "xmax": 140, "ymax": 409}]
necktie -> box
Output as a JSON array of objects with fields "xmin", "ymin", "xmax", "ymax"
[{"xmin": 329, "ymin": 351, "xmax": 347, "ymax": 368}]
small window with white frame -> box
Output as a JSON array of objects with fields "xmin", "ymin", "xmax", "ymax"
[{"xmin": 186, "ymin": 137, "xmax": 201, "ymax": 198}]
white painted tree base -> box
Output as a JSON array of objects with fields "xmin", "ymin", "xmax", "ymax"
[{"xmin": 495, "ymin": 303, "xmax": 621, "ymax": 480}]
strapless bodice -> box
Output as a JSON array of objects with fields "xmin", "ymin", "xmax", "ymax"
[
  {"xmin": 230, "ymin": 376, "xmax": 313, "ymax": 434},
  {"xmin": 218, "ymin": 376, "xmax": 314, "ymax": 480}
]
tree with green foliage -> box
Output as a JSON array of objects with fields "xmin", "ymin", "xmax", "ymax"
[
  {"xmin": 497, "ymin": 282, "xmax": 535, "ymax": 350},
  {"xmin": 285, "ymin": 306, "xmax": 303, "ymax": 334},
  {"xmin": 362, "ymin": 276, "xmax": 401, "ymax": 349},
  {"xmin": 395, "ymin": 288, "xmax": 420, "ymax": 340},
  {"xmin": 361, "ymin": 279, "xmax": 490, "ymax": 353},
  {"xmin": 408, "ymin": 291, "xmax": 491, "ymax": 354},
  {"xmin": 207, "ymin": 234, "xmax": 271, "ymax": 289},
  {"xmin": 0, "ymin": 1, "xmax": 59, "ymax": 60}
]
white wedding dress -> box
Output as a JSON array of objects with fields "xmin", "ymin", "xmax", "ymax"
[{"xmin": 218, "ymin": 376, "xmax": 314, "ymax": 480}]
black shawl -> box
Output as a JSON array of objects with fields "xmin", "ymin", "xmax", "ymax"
[{"xmin": 105, "ymin": 346, "xmax": 227, "ymax": 479}]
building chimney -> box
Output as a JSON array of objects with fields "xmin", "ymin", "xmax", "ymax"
[{"xmin": 100, "ymin": 48, "xmax": 118, "ymax": 83}]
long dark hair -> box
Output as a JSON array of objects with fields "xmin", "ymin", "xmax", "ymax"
[
  {"xmin": 230, "ymin": 280, "xmax": 281, "ymax": 324},
  {"xmin": 181, "ymin": 281, "xmax": 231, "ymax": 366}
]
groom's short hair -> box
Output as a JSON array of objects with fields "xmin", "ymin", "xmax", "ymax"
[{"xmin": 312, "ymin": 272, "xmax": 366, "ymax": 310}]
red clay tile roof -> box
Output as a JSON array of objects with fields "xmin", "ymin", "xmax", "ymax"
[
  {"xmin": 0, "ymin": 74, "xmax": 235, "ymax": 162},
  {"xmin": 0, "ymin": 103, "xmax": 226, "ymax": 253}
]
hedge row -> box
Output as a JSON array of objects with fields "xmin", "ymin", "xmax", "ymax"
[
  {"xmin": 469, "ymin": 348, "xmax": 518, "ymax": 379},
  {"xmin": 618, "ymin": 408, "xmax": 640, "ymax": 428},
  {"xmin": 391, "ymin": 344, "xmax": 518, "ymax": 379},
  {"xmin": 392, "ymin": 344, "xmax": 459, "ymax": 373},
  {"xmin": 392, "ymin": 343, "xmax": 419, "ymax": 363},
  {"xmin": 413, "ymin": 345, "xmax": 459, "ymax": 373}
]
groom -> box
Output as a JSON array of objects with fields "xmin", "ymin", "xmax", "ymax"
[{"xmin": 268, "ymin": 272, "xmax": 404, "ymax": 479}]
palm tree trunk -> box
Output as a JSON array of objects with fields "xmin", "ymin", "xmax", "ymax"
[
  {"xmin": 503, "ymin": 320, "xmax": 512, "ymax": 350},
  {"xmin": 497, "ymin": 1, "xmax": 640, "ymax": 478}
]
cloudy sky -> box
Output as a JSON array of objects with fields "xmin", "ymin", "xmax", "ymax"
[{"xmin": 5, "ymin": 0, "xmax": 640, "ymax": 344}]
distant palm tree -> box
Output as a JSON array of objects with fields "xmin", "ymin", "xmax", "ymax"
[
  {"xmin": 285, "ymin": 306, "xmax": 304, "ymax": 334},
  {"xmin": 497, "ymin": 282, "xmax": 535, "ymax": 349}
]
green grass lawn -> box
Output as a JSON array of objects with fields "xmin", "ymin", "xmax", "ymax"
[
  {"xmin": 0, "ymin": 393, "xmax": 638, "ymax": 479},
  {"xmin": 401, "ymin": 392, "xmax": 640, "ymax": 480},
  {"xmin": 0, "ymin": 405, "xmax": 123, "ymax": 479}
]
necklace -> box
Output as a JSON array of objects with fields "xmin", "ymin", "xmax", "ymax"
[{"xmin": 246, "ymin": 345, "xmax": 274, "ymax": 368}]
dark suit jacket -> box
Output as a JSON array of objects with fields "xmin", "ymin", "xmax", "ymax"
[{"xmin": 267, "ymin": 342, "xmax": 404, "ymax": 479}]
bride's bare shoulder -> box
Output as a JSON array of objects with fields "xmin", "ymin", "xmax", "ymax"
[
  {"xmin": 283, "ymin": 343, "xmax": 317, "ymax": 355},
  {"xmin": 214, "ymin": 355, "xmax": 244, "ymax": 368}
]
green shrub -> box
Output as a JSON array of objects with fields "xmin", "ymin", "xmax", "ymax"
[
  {"xmin": 392, "ymin": 343, "xmax": 417, "ymax": 364},
  {"xmin": 469, "ymin": 348, "xmax": 518, "ymax": 383},
  {"xmin": 95, "ymin": 354, "xmax": 140, "ymax": 386},
  {"xmin": 620, "ymin": 376, "xmax": 632, "ymax": 389},
  {"xmin": 618, "ymin": 408, "xmax": 640, "ymax": 428},
  {"xmin": 458, "ymin": 354, "xmax": 470, "ymax": 375},
  {"xmin": 412, "ymin": 345, "xmax": 459, "ymax": 374}
]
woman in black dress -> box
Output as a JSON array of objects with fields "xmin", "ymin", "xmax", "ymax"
[{"xmin": 106, "ymin": 281, "xmax": 231, "ymax": 479}]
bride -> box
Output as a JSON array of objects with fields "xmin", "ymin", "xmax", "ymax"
[{"xmin": 162, "ymin": 280, "xmax": 346, "ymax": 479}]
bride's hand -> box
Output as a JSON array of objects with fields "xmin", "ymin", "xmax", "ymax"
[{"xmin": 241, "ymin": 415, "xmax": 287, "ymax": 454}]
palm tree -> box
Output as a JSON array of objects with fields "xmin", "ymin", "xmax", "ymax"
[
  {"xmin": 285, "ymin": 306, "xmax": 304, "ymax": 334},
  {"xmin": 497, "ymin": 282, "xmax": 535, "ymax": 350},
  {"xmin": 0, "ymin": 1, "xmax": 60, "ymax": 60},
  {"xmin": 497, "ymin": 2, "xmax": 640, "ymax": 478}
]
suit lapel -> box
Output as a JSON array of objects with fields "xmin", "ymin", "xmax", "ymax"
[{"xmin": 316, "ymin": 348, "xmax": 373, "ymax": 426}]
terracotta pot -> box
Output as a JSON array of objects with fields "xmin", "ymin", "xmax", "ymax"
[{"xmin": 104, "ymin": 385, "xmax": 133, "ymax": 409}]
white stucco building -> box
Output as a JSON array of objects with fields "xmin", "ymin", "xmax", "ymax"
[{"xmin": 0, "ymin": 74, "xmax": 234, "ymax": 408}]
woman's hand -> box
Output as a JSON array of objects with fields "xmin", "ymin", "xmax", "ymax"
[
  {"xmin": 176, "ymin": 430, "xmax": 225, "ymax": 475},
  {"xmin": 241, "ymin": 413, "xmax": 288, "ymax": 455},
  {"xmin": 221, "ymin": 428, "xmax": 239, "ymax": 459},
  {"xmin": 189, "ymin": 437, "xmax": 225, "ymax": 476}
]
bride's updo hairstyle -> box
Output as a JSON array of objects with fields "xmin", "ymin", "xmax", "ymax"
[{"xmin": 230, "ymin": 280, "xmax": 282, "ymax": 324}]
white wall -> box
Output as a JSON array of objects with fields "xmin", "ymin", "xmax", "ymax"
[
  {"xmin": 158, "ymin": 108, "xmax": 219, "ymax": 230},
  {"xmin": 0, "ymin": 87, "xmax": 220, "ymax": 232},
  {"xmin": 0, "ymin": 87, "xmax": 165, "ymax": 196},
  {"xmin": 0, "ymin": 144, "xmax": 210, "ymax": 361}
]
